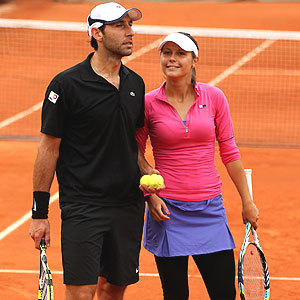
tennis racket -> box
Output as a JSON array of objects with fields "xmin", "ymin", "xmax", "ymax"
[
  {"xmin": 238, "ymin": 169, "xmax": 270, "ymax": 300},
  {"xmin": 38, "ymin": 238, "xmax": 54, "ymax": 300}
]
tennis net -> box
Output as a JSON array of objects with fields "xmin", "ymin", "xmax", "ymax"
[{"xmin": 0, "ymin": 19, "xmax": 300, "ymax": 147}]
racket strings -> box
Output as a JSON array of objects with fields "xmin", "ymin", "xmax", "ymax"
[
  {"xmin": 243, "ymin": 244, "xmax": 265, "ymax": 299},
  {"xmin": 39, "ymin": 261, "xmax": 53, "ymax": 300},
  {"xmin": 39, "ymin": 269, "xmax": 48, "ymax": 299}
]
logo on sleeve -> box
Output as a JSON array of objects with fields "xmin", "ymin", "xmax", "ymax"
[{"xmin": 48, "ymin": 91, "xmax": 59, "ymax": 104}]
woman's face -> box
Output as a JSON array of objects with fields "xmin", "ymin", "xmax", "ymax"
[{"xmin": 160, "ymin": 42, "xmax": 197, "ymax": 80}]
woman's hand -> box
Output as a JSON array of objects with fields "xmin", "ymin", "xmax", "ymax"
[
  {"xmin": 139, "ymin": 169, "xmax": 166, "ymax": 194},
  {"xmin": 242, "ymin": 200, "xmax": 259, "ymax": 230},
  {"xmin": 147, "ymin": 194, "xmax": 170, "ymax": 222},
  {"xmin": 139, "ymin": 182, "xmax": 165, "ymax": 194}
]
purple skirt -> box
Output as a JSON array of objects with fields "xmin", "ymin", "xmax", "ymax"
[{"xmin": 143, "ymin": 194, "xmax": 235, "ymax": 257}]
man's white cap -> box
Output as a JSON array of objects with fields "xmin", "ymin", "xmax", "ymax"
[
  {"xmin": 158, "ymin": 32, "xmax": 199, "ymax": 57},
  {"xmin": 87, "ymin": 2, "xmax": 142, "ymax": 37}
]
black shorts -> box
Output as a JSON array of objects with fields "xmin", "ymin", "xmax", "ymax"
[{"xmin": 60, "ymin": 200, "xmax": 145, "ymax": 286}]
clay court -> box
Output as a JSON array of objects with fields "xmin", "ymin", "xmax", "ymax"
[{"xmin": 0, "ymin": 0, "xmax": 300, "ymax": 299}]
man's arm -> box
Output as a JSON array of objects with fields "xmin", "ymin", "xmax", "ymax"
[
  {"xmin": 137, "ymin": 147, "xmax": 153, "ymax": 176},
  {"xmin": 137, "ymin": 147, "xmax": 165, "ymax": 194},
  {"xmin": 29, "ymin": 133, "xmax": 61, "ymax": 249}
]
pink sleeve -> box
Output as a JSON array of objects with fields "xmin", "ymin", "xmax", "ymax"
[
  {"xmin": 214, "ymin": 88, "xmax": 235, "ymax": 142},
  {"xmin": 218, "ymin": 138, "xmax": 241, "ymax": 165},
  {"xmin": 135, "ymin": 98, "xmax": 149, "ymax": 154},
  {"xmin": 214, "ymin": 88, "xmax": 241, "ymax": 164}
]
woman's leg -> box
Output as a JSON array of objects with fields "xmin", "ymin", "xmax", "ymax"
[
  {"xmin": 192, "ymin": 250, "xmax": 236, "ymax": 300},
  {"xmin": 154, "ymin": 255, "xmax": 189, "ymax": 300}
]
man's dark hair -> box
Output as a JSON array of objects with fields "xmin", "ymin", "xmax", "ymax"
[{"xmin": 90, "ymin": 25, "xmax": 106, "ymax": 51}]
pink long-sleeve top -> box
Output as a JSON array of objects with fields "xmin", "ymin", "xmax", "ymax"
[{"xmin": 136, "ymin": 82, "xmax": 241, "ymax": 201}]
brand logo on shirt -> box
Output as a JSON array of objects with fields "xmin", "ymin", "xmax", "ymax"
[
  {"xmin": 48, "ymin": 91, "xmax": 59, "ymax": 104},
  {"xmin": 199, "ymin": 104, "xmax": 206, "ymax": 109},
  {"xmin": 130, "ymin": 91, "xmax": 135, "ymax": 97}
]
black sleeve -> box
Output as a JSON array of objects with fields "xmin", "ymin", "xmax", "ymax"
[{"xmin": 41, "ymin": 79, "xmax": 65, "ymax": 138}]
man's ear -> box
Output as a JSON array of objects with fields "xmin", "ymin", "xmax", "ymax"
[{"xmin": 91, "ymin": 27, "xmax": 103, "ymax": 42}]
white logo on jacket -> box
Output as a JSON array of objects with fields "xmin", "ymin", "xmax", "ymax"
[{"xmin": 48, "ymin": 91, "xmax": 59, "ymax": 104}]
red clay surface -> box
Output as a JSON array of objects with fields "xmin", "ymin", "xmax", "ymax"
[
  {"xmin": 2, "ymin": 0, "xmax": 300, "ymax": 30},
  {"xmin": 1, "ymin": 1, "xmax": 300, "ymax": 299}
]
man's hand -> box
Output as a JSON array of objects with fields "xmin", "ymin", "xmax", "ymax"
[{"xmin": 29, "ymin": 219, "xmax": 50, "ymax": 249}]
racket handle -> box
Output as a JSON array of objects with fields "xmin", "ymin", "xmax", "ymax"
[
  {"xmin": 40, "ymin": 237, "xmax": 46, "ymax": 246},
  {"xmin": 244, "ymin": 168, "xmax": 253, "ymax": 200}
]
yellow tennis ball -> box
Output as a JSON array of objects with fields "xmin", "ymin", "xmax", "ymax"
[
  {"xmin": 140, "ymin": 175, "xmax": 151, "ymax": 186},
  {"xmin": 156, "ymin": 174, "xmax": 164, "ymax": 186},
  {"xmin": 149, "ymin": 174, "xmax": 164, "ymax": 188}
]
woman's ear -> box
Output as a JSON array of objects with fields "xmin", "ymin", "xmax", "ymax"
[{"xmin": 192, "ymin": 56, "xmax": 199, "ymax": 68}]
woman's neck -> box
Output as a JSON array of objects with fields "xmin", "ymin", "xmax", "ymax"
[{"xmin": 164, "ymin": 78, "xmax": 194, "ymax": 103}]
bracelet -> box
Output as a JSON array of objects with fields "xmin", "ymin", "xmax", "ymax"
[{"xmin": 32, "ymin": 191, "xmax": 50, "ymax": 219}]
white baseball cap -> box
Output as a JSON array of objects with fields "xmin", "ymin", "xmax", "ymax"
[
  {"xmin": 158, "ymin": 32, "xmax": 199, "ymax": 57},
  {"xmin": 87, "ymin": 2, "xmax": 142, "ymax": 37}
]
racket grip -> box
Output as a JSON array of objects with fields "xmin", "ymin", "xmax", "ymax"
[
  {"xmin": 40, "ymin": 237, "xmax": 46, "ymax": 248},
  {"xmin": 244, "ymin": 169, "xmax": 253, "ymax": 199}
]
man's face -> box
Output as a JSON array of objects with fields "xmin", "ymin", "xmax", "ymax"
[{"xmin": 102, "ymin": 15, "xmax": 135, "ymax": 57}]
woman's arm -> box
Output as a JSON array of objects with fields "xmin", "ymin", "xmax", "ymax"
[
  {"xmin": 225, "ymin": 159, "xmax": 259, "ymax": 229},
  {"xmin": 146, "ymin": 194, "xmax": 170, "ymax": 222}
]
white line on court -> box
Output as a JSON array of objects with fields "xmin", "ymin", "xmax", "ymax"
[
  {"xmin": 123, "ymin": 37, "xmax": 164, "ymax": 64},
  {"xmin": 0, "ymin": 102, "xmax": 43, "ymax": 129},
  {"xmin": 208, "ymin": 39, "xmax": 276, "ymax": 87},
  {"xmin": 0, "ymin": 269, "xmax": 299, "ymax": 281},
  {"xmin": 0, "ymin": 192, "xmax": 59, "ymax": 241}
]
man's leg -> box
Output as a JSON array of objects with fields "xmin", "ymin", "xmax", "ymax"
[
  {"xmin": 97, "ymin": 201, "xmax": 145, "ymax": 289},
  {"xmin": 61, "ymin": 203, "xmax": 109, "ymax": 299},
  {"xmin": 66, "ymin": 284, "xmax": 97, "ymax": 300},
  {"xmin": 97, "ymin": 277, "xmax": 127, "ymax": 300}
]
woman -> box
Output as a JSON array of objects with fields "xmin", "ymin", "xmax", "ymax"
[{"xmin": 136, "ymin": 32, "xmax": 259, "ymax": 300}]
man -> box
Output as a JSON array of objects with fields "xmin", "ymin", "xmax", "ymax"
[{"xmin": 29, "ymin": 3, "xmax": 145, "ymax": 300}]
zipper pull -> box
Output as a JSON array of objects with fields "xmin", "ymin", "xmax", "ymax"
[{"xmin": 185, "ymin": 126, "xmax": 188, "ymax": 133}]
